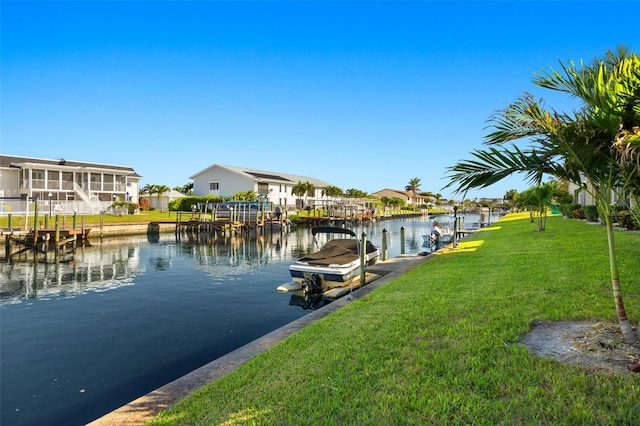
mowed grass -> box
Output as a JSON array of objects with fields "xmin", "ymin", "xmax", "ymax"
[
  {"xmin": 149, "ymin": 213, "xmax": 640, "ymax": 425},
  {"xmin": 0, "ymin": 210, "xmax": 179, "ymax": 228}
]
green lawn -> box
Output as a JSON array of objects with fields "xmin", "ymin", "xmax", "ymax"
[
  {"xmin": 147, "ymin": 213, "xmax": 640, "ymax": 425},
  {"xmin": 0, "ymin": 210, "xmax": 179, "ymax": 228}
]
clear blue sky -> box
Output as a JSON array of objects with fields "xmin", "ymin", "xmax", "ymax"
[{"xmin": 2, "ymin": 1, "xmax": 637, "ymax": 201}]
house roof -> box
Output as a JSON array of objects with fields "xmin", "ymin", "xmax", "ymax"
[
  {"xmin": 0, "ymin": 154, "xmax": 142, "ymax": 178},
  {"xmin": 190, "ymin": 164, "xmax": 333, "ymax": 188},
  {"xmin": 372, "ymin": 188, "xmax": 427, "ymax": 199}
]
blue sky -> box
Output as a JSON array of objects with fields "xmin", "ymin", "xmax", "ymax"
[{"xmin": 2, "ymin": 1, "xmax": 637, "ymax": 201}]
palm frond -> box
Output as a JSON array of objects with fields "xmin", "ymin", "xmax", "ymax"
[{"xmin": 443, "ymin": 145, "xmax": 549, "ymax": 194}]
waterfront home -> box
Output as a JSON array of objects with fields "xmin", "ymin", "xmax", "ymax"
[
  {"xmin": 568, "ymin": 181, "xmax": 637, "ymax": 209},
  {"xmin": 371, "ymin": 188, "xmax": 429, "ymax": 208},
  {"xmin": 189, "ymin": 164, "xmax": 335, "ymax": 209},
  {"xmin": 140, "ymin": 189, "xmax": 187, "ymax": 211},
  {"xmin": 0, "ymin": 154, "xmax": 142, "ymax": 214}
]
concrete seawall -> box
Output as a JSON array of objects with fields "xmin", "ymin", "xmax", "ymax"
[{"xmin": 88, "ymin": 222, "xmax": 177, "ymax": 238}]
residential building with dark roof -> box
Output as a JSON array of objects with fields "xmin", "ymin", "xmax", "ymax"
[{"xmin": 0, "ymin": 154, "xmax": 142, "ymax": 214}]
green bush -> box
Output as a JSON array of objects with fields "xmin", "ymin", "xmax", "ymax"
[
  {"xmin": 559, "ymin": 203, "xmax": 581, "ymax": 217},
  {"xmin": 583, "ymin": 205, "xmax": 599, "ymax": 222},
  {"xmin": 169, "ymin": 195, "xmax": 224, "ymax": 211},
  {"xmin": 617, "ymin": 210, "xmax": 640, "ymax": 230},
  {"xmin": 287, "ymin": 214, "xmax": 302, "ymax": 224}
]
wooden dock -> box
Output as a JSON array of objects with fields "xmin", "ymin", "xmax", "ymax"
[
  {"xmin": 364, "ymin": 254, "xmax": 428, "ymax": 276},
  {"xmin": 2, "ymin": 228, "xmax": 89, "ymax": 262},
  {"xmin": 174, "ymin": 213, "xmax": 292, "ymax": 238}
]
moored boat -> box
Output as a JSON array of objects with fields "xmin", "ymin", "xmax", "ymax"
[{"xmin": 277, "ymin": 226, "xmax": 380, "ymax": 308}]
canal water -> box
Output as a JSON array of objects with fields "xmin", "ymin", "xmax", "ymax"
[{"xmin": 0, "ymin": 214, "xmax": 487, "ymax": 425}]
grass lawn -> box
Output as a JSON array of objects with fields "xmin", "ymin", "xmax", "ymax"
[
  {"xmin": 0, "ymin": 210, "xmax": 180, "ymax": 228},
  {"xmin": 147, "ymin": 213, "xmax": 640, "ymax": 425}
]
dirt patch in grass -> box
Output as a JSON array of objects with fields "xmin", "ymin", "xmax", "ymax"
[{"xmin": 519, "ymin": 320, "xmax": 640, "ymax": 375}]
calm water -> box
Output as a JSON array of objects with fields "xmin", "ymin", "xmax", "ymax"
[{"xmin": 0, "ymin": 214, "xmax": 487, "ymax": 425}]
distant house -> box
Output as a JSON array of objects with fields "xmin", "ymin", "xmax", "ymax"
[
  {"xmin": 0, "ymin": 154, "xmax": 142, "ymax": 214},
  {"xmin": 568, "ymin": 181, "xmax": 637, "ymax": 208},
  {"xmin": 371, "ymin": 188, "xmax": 428, "ymax": 207},
  {"xmin": 189, "ymin": 164, "xmax": 334, "ymax": 209},
  {"xmin": 140, "ymin": 189, "xmax": 186, "ymax": 211}
]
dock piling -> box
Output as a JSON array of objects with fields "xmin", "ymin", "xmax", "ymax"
[{"xmin": 381, "ymin": 229, "xmax": 388, "ymax": 261}]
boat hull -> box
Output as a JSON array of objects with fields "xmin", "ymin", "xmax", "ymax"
[{"xmin": 288, "ymin": 251, "xmax": 379, "ymax": 289}]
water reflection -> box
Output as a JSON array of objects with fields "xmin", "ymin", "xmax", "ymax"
[{"xmin": 0, "ymin": 244, "xmax": 142, "ymax": 304}]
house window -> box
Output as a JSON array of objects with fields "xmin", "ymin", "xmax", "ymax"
[
  {"xmin": 257, "ymin": 183, "xmax": 268, "ymax": 194},
  {"xmin": 209, "ymin": 182, "xmax": 219, "ymax": 190}
]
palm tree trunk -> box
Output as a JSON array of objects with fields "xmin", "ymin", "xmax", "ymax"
[{"xmin": 604, "ymin": 215, "xmax": 637, "ymax": 344}]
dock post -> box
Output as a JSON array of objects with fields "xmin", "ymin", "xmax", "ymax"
[
  {"xmin": 360, "ymin": 232, "xmax": 367, "ymax": 287},
  {"xmin": 381, "ymin": 229, "xmax": 388, "ymax": 261},
  {"xmin": 45, "ymin": 214, "xmax": 49, "ymax": 229},
  {"xmin": 55, "ymin": 215, "xmax": 60, "ymax": 257},
  {"xmin": 7, "ymin": 214, "xmax": 12, "ymax": 231},
  {"xmin": 100, "ymin": 213, "xmax": 104, "ymax": 239},
  {"xmin": 400, "ymin": 227, "xmax": 405, "ymax": 254},
  {"xmin": 33, "ymin": 198, "xmax": 40, "ymax": 262},
  {"xmin": 73, "ymin": 212, "xmax": 77, "ymax": 229}
]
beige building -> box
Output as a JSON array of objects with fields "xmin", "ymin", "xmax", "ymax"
[{"xmin": 371, "ymin": 188, "xmax": 429, "ymax": 207}]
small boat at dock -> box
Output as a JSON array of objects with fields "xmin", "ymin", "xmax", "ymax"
[{"xmin": 277, "ymin": 226, "xmax": 380, "ymax": 308}]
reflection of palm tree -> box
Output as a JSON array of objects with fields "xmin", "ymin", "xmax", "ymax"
[{"xmin": 445, "ymin": 47, "xmax": 640, "ymax": 343}]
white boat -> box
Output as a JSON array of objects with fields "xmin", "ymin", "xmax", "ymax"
[
  {"xmin": 277, "ymin": 227, "xmax": 380, "ymax": 308},
  {"xmin": 422, "ymin": 222, "xmax": 454, "ymax": 252}
]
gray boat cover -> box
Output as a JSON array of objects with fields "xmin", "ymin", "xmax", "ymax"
[{"xmin": 298, "ymin": 239, "xmax": 377, "ymax": 266}]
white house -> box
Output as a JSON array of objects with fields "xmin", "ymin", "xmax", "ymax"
[
  {"xmin": 568, "ymin": 181, "xmax": 637, "ymax": 208},
  {"xmin": 189, "ymin": 164, "xmax": 334, "ymax": 209},
  {"xmin": 0, "ymin": 154, "xmax": 142, "ymax": 214},
  {"xmin": 140, "ymin": 189, "xmax": 186, "ymax": 211}
]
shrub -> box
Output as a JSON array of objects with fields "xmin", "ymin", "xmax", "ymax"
[
  {"xmin": 617, "ymin": 210, "xmax": 640, "ymax": 230},
  {"xmin": 139, "ymin": 198, "xmax": 151, "ymax": 211},
  {"xmin": 287, "ymin": 214, "xmax": 302, "ymax": 224},
  {"xmin": 571, "ymin": 207, "xmax": 585, "ymax": 219},
  {"xmin": 169, "ymin": 195, "xmax": 226, "ymax": 212},
  {"xmin": 559, "ymin": 203, "xmax": 581, "ymax": 217},
  {"xmin": 583, "ymin": 205, "xmax": 599, "ymax": 222}
]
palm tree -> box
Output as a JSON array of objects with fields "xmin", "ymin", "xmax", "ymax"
[
  {"xmin": 292, "ymin": 181, "xmax": 308, "ymax": 209},
  {"xmin": 140, "ymin": 184, "xmax": 153, "ymax": 196},
  {"xmin": 405, "ymin": 177, "xmax": 421, "ymax": 199},
  {"xmin": 322, "ymin": 185, "xmax": 343, "ymax": 198},
  {"xmin": 344, "ymin": 188, "xmax": 368, "ymax": 198},
  {"xmin": 154, "ymin": 184, "xmax": 171, "ymax": 212},
  {"xmin": 444, "ymin": 47, "xmax": 640, "ymax": 343}
]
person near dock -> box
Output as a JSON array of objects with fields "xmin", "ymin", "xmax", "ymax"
[{"xmin": 430, "ymin": 221, "xmax": 442, "ymax": 242}]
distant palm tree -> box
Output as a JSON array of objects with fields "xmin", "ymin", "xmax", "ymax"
[
  {"xmin": 154, "ymin": 184, "xmax": 171, "ymax": 212},
  {"xmin": 292, "ymin": 181, "xmax": 307, "ymax": 209},
  {"xmin": 405, "ymin": 177, "xmax": 421, "ymax": 206},
  {"xmin": 322, "ymin": 185, "xmax": 343, "ymax": 198},
  {"xmin": 140, "ymin": 184, "xmax": 153, "ymax": 196}
]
